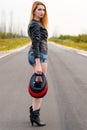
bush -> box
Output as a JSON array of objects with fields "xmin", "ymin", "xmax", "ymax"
[
  {"xmin": 57, "ymin": 34, "xmax": 87, "ymax": 43},
  {"xmin": 0, "ymin": 32, "xmax": 26, "ymax": 39}
]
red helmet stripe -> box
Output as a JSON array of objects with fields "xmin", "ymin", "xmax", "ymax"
[{"xmin": 28, "ymin": 84, "xmax": 48, "ymax": 98}]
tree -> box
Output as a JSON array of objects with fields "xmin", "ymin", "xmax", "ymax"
[
  {"xmin": 0, "ymin": 10, "xmax": 6, "ymax": 33},
  {"xmin": 9, "ymin": 10, "xmax": 13, "ymax": 33}
]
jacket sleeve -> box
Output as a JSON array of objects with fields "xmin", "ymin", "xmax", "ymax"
[{"xmin": 29, "ymin": 23, "xmax": 40, "ymax": 58}]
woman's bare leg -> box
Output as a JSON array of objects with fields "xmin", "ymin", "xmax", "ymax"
[{"xmin": 32, "ymin": 62, "xmax": 47, "ymax": 110}]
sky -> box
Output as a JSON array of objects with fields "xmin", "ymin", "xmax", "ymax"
[{"xmin": 0, "ymin": 0, "xmax": 87, "ymax": 37}]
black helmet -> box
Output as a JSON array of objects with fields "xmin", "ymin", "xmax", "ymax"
[{"xmin": 28, "ymin": 73, "xmax": 48, "ymax": 98}]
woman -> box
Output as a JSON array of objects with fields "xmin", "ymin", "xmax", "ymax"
[{"xmin": 27, "ymin": 1, "xmax": 48, "ymax": 126}]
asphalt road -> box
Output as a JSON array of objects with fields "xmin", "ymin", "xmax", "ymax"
[{"xmin": 0, "ymin": 42, "xmax": 87, "ymax": 130}]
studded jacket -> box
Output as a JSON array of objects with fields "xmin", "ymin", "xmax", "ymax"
[{"xmin": 28, "ymin": 19, "xmax": 48, "ymax": 58}]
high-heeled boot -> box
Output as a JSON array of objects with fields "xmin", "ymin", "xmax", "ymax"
[
  {"xmin": 29, "ymin": 106, "xmax": 33, "ymax": 119},
  {"xmin": 30, "ymin": 108, "xmax": 46, "ymax": 126}
]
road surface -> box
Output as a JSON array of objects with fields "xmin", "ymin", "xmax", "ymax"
[{"xmin": 0, "ymin": 42, "xmax": 87, "ymax": 130}]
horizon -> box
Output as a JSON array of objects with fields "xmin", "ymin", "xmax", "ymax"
[{"xmin": 0, "ymin": 0, "xmax": 87, "ymax": 37}]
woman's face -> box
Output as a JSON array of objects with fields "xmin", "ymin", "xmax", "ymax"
[{"xmin": 34, "ymin": 5, "xmax": 45, "ymax": 20}]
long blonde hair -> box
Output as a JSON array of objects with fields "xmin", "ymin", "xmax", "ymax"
[{"xmin": 29, "ymin": 1, "xmax": 48, "ymax": 29}]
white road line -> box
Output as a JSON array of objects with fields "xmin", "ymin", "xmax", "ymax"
[{"xmin": 77, "ymin": 51, "xmax": 87, "ymax": 57}]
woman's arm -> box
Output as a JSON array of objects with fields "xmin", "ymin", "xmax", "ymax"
[
  {"xmin": 28, "ymin": 22, "xmax": 42, "ymax": 74},
  {"xmin": 28, "ymin": 22, "xmax": 41, "ymax": 58},
  {"xmin": 35, "ymin": 58, "xmax": 42, "ymax": 74}
]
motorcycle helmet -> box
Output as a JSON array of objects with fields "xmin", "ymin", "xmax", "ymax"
[{"xmin": 28, "ymin": 73, "xmax": 48, "ymax": 98}]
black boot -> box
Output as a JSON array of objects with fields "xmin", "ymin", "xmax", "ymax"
[
  {"xmin": 29, "ymin": 106, "xmax": 33, "ymax": 119},
  {"xmin": 30, "ymin": 108, "xmax": 46, "ymax": 126}
]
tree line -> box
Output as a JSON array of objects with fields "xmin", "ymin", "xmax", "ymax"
[
  {"xmin": 49, "ymin": 34, "xmax": 87, "ymax": 43},
  {"xmin": 57, "ymin": 34, "xmax": 87, "ymax": 43},
  {"xmin": 0, "ymin": 10, "xmax": 26, "ymax": 38},
  {"xmin": 0, "ymin": 32, "xmax": 27, "ymax": 39}
]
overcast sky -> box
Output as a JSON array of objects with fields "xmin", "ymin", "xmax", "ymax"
[{"xmin": 0, "ymin": 0, "xmax": 87, "ymax": 37}]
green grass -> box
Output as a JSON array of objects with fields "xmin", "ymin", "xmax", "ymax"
[
  {"xmin": 49, "ymin": 37, "xmax": 87, "ymax": 51},
  {"xmin": 61, "ymin": 40, "xmax": 87, "ymax": 50},
  {"xmin": 0, "ymin": 38, "xmax": 30, "ymax": 52},
  {"xmin": 1, "ymin": 34, "xmax": 87, "ymax": 52}
]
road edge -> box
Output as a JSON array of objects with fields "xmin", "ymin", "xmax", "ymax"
[
  {"xmin": 0, "ymin": 44, "xmax": 29, "ymax": 59},
  {"xmin": 49, "ymin": 42, "xmax": 87, "ymax": 57}
]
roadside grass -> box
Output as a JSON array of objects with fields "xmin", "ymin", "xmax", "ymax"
[
  {"xmin": 1, "ymin": 35, "xmax": 87, "ymax": 52},
  {"xmin": 49, "ymin": 38, "xmax": 87, "ymax": 51},
  {"xmin": 0, "ymin": 38, "xmax": 30, "ymax": 52}
]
